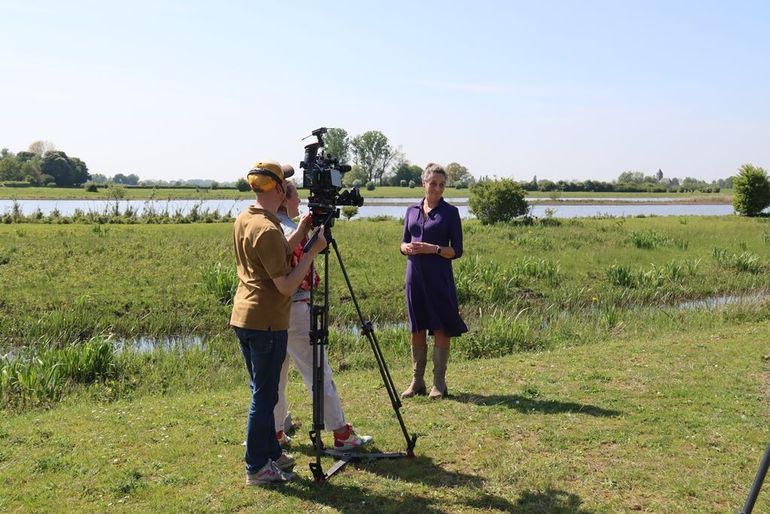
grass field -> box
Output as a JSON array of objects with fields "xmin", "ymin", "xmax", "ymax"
[
  {"xmin": 1, "ymin": 320, "xmax": 768, "ymax": 512},
  {"xmin": 1, "ymin": 215, "xmax": 769, "ymax": 512}
]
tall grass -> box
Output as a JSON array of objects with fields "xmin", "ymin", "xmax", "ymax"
[
  {"xmin": 200, "ymin": 262, "xmax": 238, "ymax": 305},
  {"xmin": 712, "ymin": 247, "xmax": 764, "ymax": 274},
  {"xmin": 455, "ymin": 255, "xmax": 559, "ymax": 304},
  {"xmin": 1, "ymin": 338, "xmax": 116, "ymax": 409}
]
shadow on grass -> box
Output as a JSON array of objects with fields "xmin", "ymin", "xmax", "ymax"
[
  {"xmin": 279, "ymin": 454, "xmax": 594, "ymax": 513},
  {"xmin": 450, "ymin": 392, "xmax": 622, "ymax": 417},
  {"xmin": 510, "ymin": 488, "xmax": 596, "ymax": 513},
  {"xmin": 279, "ymin": 454, "xmax": 517, "ymax": 513}
]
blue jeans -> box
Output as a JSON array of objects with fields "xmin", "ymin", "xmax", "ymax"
[{"xmin": 235, "ymin": 327, "xmax": 287, "ymax": 473}]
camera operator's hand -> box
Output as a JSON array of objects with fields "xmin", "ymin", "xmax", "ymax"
[
  {"xmin": 298, "ymin": 213, "xmax": 313, "ymax": 234},
  {"xmin": 308, "ymin": 225, "xmax": 327, "ymax": 255}
]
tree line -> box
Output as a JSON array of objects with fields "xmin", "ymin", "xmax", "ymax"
[
  {"xmin": 0, "ymin": 141, "xmax": 89, "ymax": 187},
  {"xmin": 0, "ymin": 136, "xmax": 749, "ymax": 193}
]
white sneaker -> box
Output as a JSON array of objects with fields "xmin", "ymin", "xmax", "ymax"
[
  {"xmin": 275, "ymin": 452, "xmax": 296, "ymax": 471},
  {"xmin": 276, "ymin": 430, "xmax": 292, "ymax": 447},
  {"xmin": 333, "ymin": 424, "xmax": 374, "ymax": 451},
  {"xmin": 246, "ymin": 460, "xmax": 296, "ymax": 486}
]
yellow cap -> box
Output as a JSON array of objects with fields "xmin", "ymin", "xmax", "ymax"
[{"xmin": 247, "ymin": 159, "xmax": 284, "ymax": 192}]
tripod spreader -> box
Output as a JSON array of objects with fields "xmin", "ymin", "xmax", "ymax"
[{"xmin": 308, "ymin": 235, "xmax": 417, "ymax": 482}]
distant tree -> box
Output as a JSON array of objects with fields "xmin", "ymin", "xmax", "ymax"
[
  {"xmin": 28, "ymin": 140, "xmax": 55, "ymax": 156},
  {"xmin": 40, "ymin": 151, "xmax": 74, "ymax": 186},
  {"xmin": 469, "ymin": 179, "xmax": 529, "ymax": 224},
  {"xmin": 656, "ymin": 169, "xmax": 664, "ymax": 181},
  {"xmin": 733, "ymin": 164, "xmax": 770, "ymax": 217},
  {"xmin": 617, "ymin": 171, "xmax": 646, "ymax": 184},
  {"xmin": 235, "ymin": 177, "xmax": 250, "ymax": 192},
  {"xmin": 90, "ymin": 173, "xmax": 108, "ymax": 183},
  {"xmin": 717, "ymin": 176, "xmax": 734, "ymax": 189},
  {"xmin": 351, "ymin": 130, "xmax": 398, "ymax": 185},
  {"xmin": 680, "ymin": 177, "xmax": 707, "ymax": 191},
  {"xmin": 389, "ymin": 160, "xmax": 422, "ymax": 186},
  {"xmin": 0, "ymin": 151, "xmax": 23, "ymax": 181},
  {"xmin": 537, "ymin": 179, "xmax": 557, "ymax": 192},
  {"xmin": 341, "ymin": 164, "xmax": 369, "ymax": 187},
  {"xmin": 69, "ymin": 156, "xmax": 90, "ymax": 185},
  {"xmin": 112, "ymin": 173, "xmax": 138, "ymax": 185},
  {"xmin": 446, "ymin": 162, "xmax": 475, "ymax": 187},
  {"xmin": 324, "ymin": 128, "xmax": 351, "ymax": 163}
]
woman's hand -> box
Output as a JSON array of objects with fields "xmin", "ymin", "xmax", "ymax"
[
  {"xmin": 298, "ymin": 213, "xmax": 313, "ymax": 233},
  {"xmin": 402, "ymin": 242, "xmax": 439, "ymax": 255}
]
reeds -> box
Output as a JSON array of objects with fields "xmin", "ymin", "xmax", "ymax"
[
  {"xmin": 1, "ymin": 337, "xmax": 116, "ymax": 409},
  {"xmin": 200, "ymin": 262, "xmax": 238, "ymax": 305}
]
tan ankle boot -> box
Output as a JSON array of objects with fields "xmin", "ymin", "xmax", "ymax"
[
  {"xmin": 401, "ymin": 344, "xmax": 427, "ymax": 398},
  {"xmin": 429, "ymin": 346, "xmax": 450, "ymax": 399}
]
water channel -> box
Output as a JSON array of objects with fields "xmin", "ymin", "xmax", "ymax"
[{"xmin": 0, "ymin": 198, "xmax": 753, "ymax": 219}]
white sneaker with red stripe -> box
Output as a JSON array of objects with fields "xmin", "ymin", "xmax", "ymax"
[{"xmin": 333, "ymin": 424, "xmax": 373, "ymax": 451}]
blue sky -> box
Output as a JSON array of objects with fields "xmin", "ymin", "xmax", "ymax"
[{"xmin": 1, "ymin": 1, "xmax": 769, "ymax": 182}]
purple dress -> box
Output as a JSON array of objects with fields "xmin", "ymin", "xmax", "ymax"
[{"xmin": 403, "ymin": 198, "xmax": 468, "ymax": 337}]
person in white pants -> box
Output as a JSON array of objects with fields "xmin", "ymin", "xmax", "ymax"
[{"xmin": 273, "ymin": 169, "xmax": 373, "ymax": 451}]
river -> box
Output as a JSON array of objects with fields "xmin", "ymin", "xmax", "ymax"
[{"xmin": 0, "ymin": 198, "xmax": 751, "ymax": 219}]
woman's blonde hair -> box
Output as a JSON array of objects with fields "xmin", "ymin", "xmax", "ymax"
[{"xmin": 422, "ymin": 163, "xmax": 447, "ymax": 183}]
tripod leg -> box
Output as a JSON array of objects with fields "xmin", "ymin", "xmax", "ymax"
[
  {"xmin": 740, "ymin": 440, "xmax": 770, "ymax": 514},
  {"xmin": 329, "ymin": 238, "xmax": 417, "ymax": 455},
  {"xmin": 309, "ymin": 253, "xmax": 329, "ymax": 481}
]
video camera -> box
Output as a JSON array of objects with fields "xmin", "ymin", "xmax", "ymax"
[{"xmin": 300, "ymin": 127, "xmax": 364, "ymax": 227}]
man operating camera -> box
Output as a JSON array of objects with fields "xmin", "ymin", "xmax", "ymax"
[{"xmin": 230, "ymin": 159, "xmax": 326, "ymax": 486}]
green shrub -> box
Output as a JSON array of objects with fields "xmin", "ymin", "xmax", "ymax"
[
  {"xmin": 235, "ymin": 178, "xmax": 250, "ymax": 192},
  {"xmin": 341, "ymin": 206, "xmax": 358, "ymax": 220},
  {"xmin": 469, "ymin": 179, "xmax": 529, "ymax": 224},
  {"xmin": 83, "ymin": 182, "xmax": 98, "ymax": 192},
  {"xmin": 733, "ymin": 164, "xmax": 770, "ymax": 216},
  {"xmin": 366, "ymin": 181, "xmax": 375, "ymax": 191}
]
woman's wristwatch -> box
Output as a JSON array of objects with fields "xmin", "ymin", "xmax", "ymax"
[{"xmin": 436, "ymin": 246, "xmax": 442, "ymax": 255}]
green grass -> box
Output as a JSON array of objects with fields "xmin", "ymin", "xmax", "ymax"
[
  {"xmin": 1, "ymin": 215, "xmax": 770, "ymax": 511},
  {"xmin": 2, "ymin": 216, "xmax": 770, "ymax": 347},
  {"xmin": 1, "ymin": 320, "xmax": 768, "ymax": 512}
]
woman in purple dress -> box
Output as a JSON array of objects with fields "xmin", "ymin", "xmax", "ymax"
[{"xmin": 400, "ymin": 163, "xmax": 467, "ymax": 399}]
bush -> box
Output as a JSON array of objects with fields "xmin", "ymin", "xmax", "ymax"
[
  {"xmin": 733, "ymin": 164, "xmax": 770, "ymax": 217},
  {"xmin": 468, "ymin": 179, "xmax": 529, "ymax": 224},
  {"xmin": 235, "ymin": 177, "xmax": 250, "ymax": 192},
  {"xmin": 84, "ymin": 182, "xmax": 99, "ymax": 192},
  {"xmin": 400, "ymin": 179, "xmax": 407, "ymax": 187},
  {"xmin": 408, "ymin": 180, "xmax": 416, "ymax": 188},
  {"xmin": 366, "ymin": 181, "xmax": 375, "ymax": 191},
  {"xmin": 341, "ymin": 206, "xmax": 358, "ymax": 220},
  {"xmin": 353, "ymin": 179, "xmax": 363, "ymax": 188}
]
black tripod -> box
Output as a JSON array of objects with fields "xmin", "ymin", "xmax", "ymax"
[
  {"xmin": 305, "ymin": 224, "xmax": 417, "ymax": 482},
  {"xmin": 739, "ymin": 440, "xmax": 770, "ymax": 513}
]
